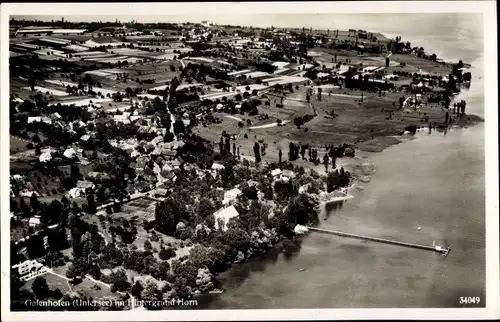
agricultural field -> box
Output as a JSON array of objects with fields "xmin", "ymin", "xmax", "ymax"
[
  {"xmin": 389, "ymin": 54, "xmax": 453, "ymax": 75},
  {"xmin": 10, "ymin": 136, "xmax": 31, "ymax": 154}
]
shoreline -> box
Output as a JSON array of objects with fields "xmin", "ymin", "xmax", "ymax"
[
  {"xmin": 204, "ymin": 47, "xmax": 486, "ymax": 297},
  {"xmin": 201, "ymin": 118, "xmax": 485, "ymax": 305}
]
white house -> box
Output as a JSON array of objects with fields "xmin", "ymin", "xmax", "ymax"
[
  {"xmin": 271, "ymin": 169, "xmax": 282, "ymax": 177},
  {"xmin": 27, "ymin": 116, "xmax": 42, "ymax": 124},
  {"xmin": 63, "ymin": 147, "xmax": 76, "ymax": 158},
  {"xmin": 12, "ymin": 260, "xmax": 44, "ymax": 276},
  {"xmin": 39, "ymin": 151, "xmax": 52, "ymax": 163},
  {"xmin": 49, "ymin": 112, "xmax": 62, "ymax": 120},
  {"xmin": 299, "ymin": 183, "xmax": 311, "ymax": 194},
  {"xmin": 211, "ymin": 162, "xmax": 225, "ymax": 170},
  {"xmin": 11, "ymin": 174, "xmax": 24, "ymax": 181},
  {"xmin": 223, "ymin": 187, "xmax": 242, "ymax": 206},
  {"xmin": 28, "ymin": 216, "xmax": 41, "ymax": 227},
  {"xmin": 131, "ymin": 149, "xmax": 141, "ymax": 158},
  {"xmin": 213, "ymin": 205, "xmax": 240, "ymax": 231},
  {"xmin": 67, "ymin": 187, "xmax": 84, "ymax": 198}
]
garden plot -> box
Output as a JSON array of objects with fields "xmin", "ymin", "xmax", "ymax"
[
  {"xmin": 92, "ymin": 87, "xmax": 118, "ymax": 97},
  {"xmin": 74, "ymin": 51, "xmax": 113, "ymax": 57},
  {"xmin": 86, "ymin": 55, "xmax": 128, "ymax": 62},
  {"xmin": 14, "ymin": 43, "xmax": 38, "ymax": 50},
  {"xmin": 162, "ymin": 47, "xmax": 193, "ymax": 54},
  {"xmin": 216, "ymin": 60, "xmax": 233, "ymax": 66},
  {"xmin": 111, "ymin": 48, "xmax": 146, "ymax": 55},
  {"xmin": 83, "ymin": 70, "xmax": 114, "ymax": 77},
  {"xmin": 272, "ymin": 61, "xmax": 290, "ymax": 69},
  {"xmin": 188, "ymin": 57, "xmax": 215, "ymax": 63},
  {"xmin": 58, "ymin": 97, "xmax": 114, "ymax": 107},
  {"xmin": 176, "ymin": 83, "xmax": 204, "ymax": 91},
  {"xmin": 306, "ymin": 51, "xmax": 322, "ymax": 57},
  {"xmin": 228, "ymin": 69, "xmax": 252, "ymax": 76},
  {"xmin": 63, "ymin": 44, "xmax": 90, "ymax": 52},
  {"xmin": 81, "ymin": 55, "xmax": 118, "ymax": 61},
  {"xmin": 136, "ymin": 93, "xmax": 161, "ymax": 100},
  {"xmin": 45, "ymin": 79, "xmax": 78, "ymax": 87},
  {"xmin": 294, "ymin": 63, "xmax": 315, "ymax": 70},
  {"xmin": 149, "ymin": 84, "xmax": 170, "ymax": 91},
  {"xmin": 99, "ymin": 57, "xmax": 143, "ymax": 64},
  {"xmin": 274, "ymin": 68, "xmax": 290, "ymax": 74},
  {"xmin": 318, "ymin": 62, "xmax": 339, "ymax": 69},
  {"xmin": 33, "ymin": 49, "xmax": 67, "ymax": 57},
  {"xmin": 235, "ymin": 84, "xmax": 269, "ymax": 92},
  {"xmin": 199, "ymin": 91, "xmax": 239, "ymax": 101},
  {"xmin": 152, "ymin": 53, "xmax": 176, "ymax": 60},
  {"xmin": 23, "ymin": 86, "xmax": 68, "ymax": 96},
  {"xmin": 312, "ymin": 84, "xmax": 341, "ymax": 94},
  {"xmin": 261, "ymin": 75, "xmax": 310, "ymax": 86},
  {"xmin": 98, "ymin": 69, "xmax": 126, "ymax": 75},
  {"xmin": 244, "ymin": 71, "xmax": 272, "ymax": 79}
]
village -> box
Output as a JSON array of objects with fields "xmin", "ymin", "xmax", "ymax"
[{"xmin": 9, "ymin": 17, "xmax": 478, "ymax": 311}]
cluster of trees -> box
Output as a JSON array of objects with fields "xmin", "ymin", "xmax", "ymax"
[
  {"xmin": 451, "ymin": 60, "xmax": 472, "ymax": 84},
  {"xmin": 326, "ymin": 143, "xmax": 355, "ymax": 158},
  {"xmin": 12, "ymin": 191, "xmax": 70, "ymax": 226},
  {"xmin": 293, "ymin": 114, "xmax": 314, "ymax": 128},
  {"xmin": 253, "ymin": 142, "xmax": 261, "ymax": 163},
  {"xmin": 240, "ymin": 98, "xmax": 261, "ymax": 115},
  {"xmin": 252, "ymin": 62, "xmax": 277, "ymax": 74},
  {"xmin": 23, "ymin": 227, "xmax": 70, "ymax": 260},
  {"xmin": 288, "ymin": 142, "xmax": 301, "ymax": 161},
  {"xmin": 155, "ymin": 197, "xmax": 192, "ymax": 236},
  {"xmin": 274, "ymin": 180, "xmax": 298, "ymax": 202},
  {"xmin": 307, "ymin": 148, "xmax": 320, "ymax": 165},
  {"xmin": 453, "ymin": 100, "xmax": 467, "ymax": 116},
  {"xmin": 325, "ymin": 168, "xmax": 350, "ymax": 192},
  {"xmin": 181, "ymin": 62, "xmax": 229, "ymax": 82}
]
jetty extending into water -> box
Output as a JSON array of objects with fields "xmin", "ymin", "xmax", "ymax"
[{"xmin": 302, "ymin": 226, "xmax": 450, "ymax": 256}]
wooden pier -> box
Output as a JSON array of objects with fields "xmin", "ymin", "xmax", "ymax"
[{"xmin": 305, "ymin": 226, "xmax": 448, "ymax": 255}]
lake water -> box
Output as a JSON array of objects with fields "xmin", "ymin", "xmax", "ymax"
[{"xmin": 198, "ymin": 13, "xmax": 486, "ymax": 309}]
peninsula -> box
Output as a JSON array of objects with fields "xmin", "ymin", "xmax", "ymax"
[{"xmin": 9, "ymin": 18, "xmax": 481, "ymax": 311}]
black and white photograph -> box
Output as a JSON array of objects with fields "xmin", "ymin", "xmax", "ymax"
[{"xmin": 1, "ymin": 1, "xmax": 498, "ymax": 321}]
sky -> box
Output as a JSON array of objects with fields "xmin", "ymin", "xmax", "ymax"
[{"xmin": 13, "ymin": 13, "xmax": 472, "ymax": 34}]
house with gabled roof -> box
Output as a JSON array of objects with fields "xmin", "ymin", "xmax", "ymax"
[{"xmin": 213, "ymin": 205, "xmax": 239, "ymax": 231}]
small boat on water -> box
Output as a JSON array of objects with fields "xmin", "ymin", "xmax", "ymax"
[{"xmin": 299, "ymin": 268, "xmax": 305, "ymax": 272}]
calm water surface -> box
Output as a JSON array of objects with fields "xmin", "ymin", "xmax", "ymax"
[{"xmin": 198, "ymin": 13, "xmax": 486, "ymax": 309}]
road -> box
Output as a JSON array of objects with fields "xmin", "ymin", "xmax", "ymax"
[
  {"xmin": 249, "ymin": 120, "xmax": 290, "ymax": 129},
  {"xmin": 223, "ymin": 114, "xmax": 243, "ymax": 122}
]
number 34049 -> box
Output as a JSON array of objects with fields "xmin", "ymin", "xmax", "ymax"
[{"xmin": 459, "ymin": 297, "xmax": 481, "ymax": 305}]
